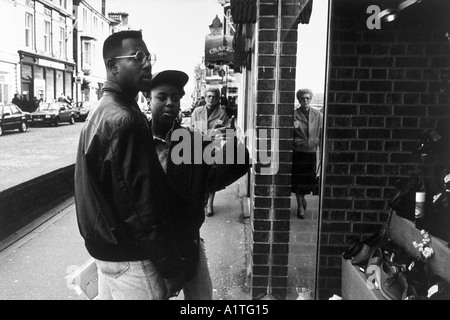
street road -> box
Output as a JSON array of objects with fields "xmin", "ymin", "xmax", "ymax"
[
  {"xmin": 0, "ymin": 116, "xmax": 193, "ymax": 192},
  {"xmin": 0, "ymin": 122, "xmax": 82, "ymax": 192}
]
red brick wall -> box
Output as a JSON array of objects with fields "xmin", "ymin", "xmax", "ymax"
[{"xmin": 320, "ymin": 0, "xmax": 450, "ymax": 299}]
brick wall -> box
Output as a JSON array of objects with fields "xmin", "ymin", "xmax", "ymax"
[
  {"xmin": 320, "ymin": 0, "xmax": 450, "ymax": 299},
  {"xmin": 250, "ymin": 0, "xmax": 298, "ymax": 300}
]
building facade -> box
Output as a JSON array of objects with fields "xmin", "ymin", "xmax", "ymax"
[
  {"xmin": 73, "ymin": 0, "xmax": 112, "ymax": 103},
  {"xmin": 0, "ymin": 0, "xmax": 20, "ymax": 104},
  {"xmin": 0, "ymin": 0, "xmax": 131, "ymax": 106},
  {"xmin": 16, "ymin": 0, "xmax": 75, "ymax": 105}
]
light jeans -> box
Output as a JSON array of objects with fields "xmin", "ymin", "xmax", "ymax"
[{"xmin": 95, "ymin": 241, "xmax": 212, "ymax": 300}]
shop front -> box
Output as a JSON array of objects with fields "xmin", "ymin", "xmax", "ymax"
[
  {"xmin": 0, "ymin": 61, "xmax": 15, "ymax": 104},
  {"xmin": 18, "ymin": 51, "xmax": 75, "ymax": 105}
]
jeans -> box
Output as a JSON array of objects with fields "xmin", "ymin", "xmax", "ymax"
[{"xmin": 95, "ymin": 241, "xmax": 212, "ymax": 300}]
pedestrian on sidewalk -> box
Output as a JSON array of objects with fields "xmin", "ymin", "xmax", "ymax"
[
  {"xmin": 190, "ymin": 86, "xmax": 231, "ymax": 217},
  {"xmin": 74, "ymin": 31, "xmax": 187, "ymax": 300},
  {"xmin": 292, "ymin": 88, "xmax": 323, "ymax": 219},
  {"xmin": 147, "ymin": 70, "xmax": 249, "ymax": 299}
]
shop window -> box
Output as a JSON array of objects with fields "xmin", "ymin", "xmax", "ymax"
[
  {"xmin": 34, "ymin": 66, "xmax": 44, "ymax": 80},
  {"xmin": 0, "ymin": 84, "xmax": 11, "ymax": 104},
  {"xmin": 21, "ymin": 65, "xmax": 32, "ymax": 81},
  {"xmin": 64, "ymin": 72, "xmax": 72, "ymax": 99}
]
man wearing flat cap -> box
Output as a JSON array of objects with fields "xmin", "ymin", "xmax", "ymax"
[{"xmin": 147, "ymin": 70, "xmax": 250, "ymax": 299}]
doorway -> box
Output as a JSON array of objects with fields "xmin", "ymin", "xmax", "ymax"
[{"xmin": 287, "ymin": 0, "xmax": 330, "ymax": 300}]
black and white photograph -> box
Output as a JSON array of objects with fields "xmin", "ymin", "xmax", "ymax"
[{"xmin": 0, "ymin": 0, "xmax": 449, "ymax": 308}]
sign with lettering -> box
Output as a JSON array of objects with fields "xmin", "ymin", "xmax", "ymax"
[
  {"xmin": 205, "ymin": 34, "xmax": 234, "ymax": 64},
  {"xmin": 37, "ymin": 59, "xmax": 65, "ymax": 70}
]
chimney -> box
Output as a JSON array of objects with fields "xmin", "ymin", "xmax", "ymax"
[
  {"xmin": 121, "ymin": 13, "xmax": 129, "ymax": 26},
  {"xmin": 102, "ymin": 0, "xmax": 106, "ymax": 16}
]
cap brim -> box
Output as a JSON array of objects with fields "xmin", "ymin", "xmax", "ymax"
[{"xmin": 149, "ymin": 70, "xmax": 189, "ymax": 91}]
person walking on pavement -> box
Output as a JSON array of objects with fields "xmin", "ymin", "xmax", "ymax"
[
  {"xmin": 292, "ymin": 88, "xmax": 323, "ymax": 219},
  {"xmin": 12, "ymin": 93, "xmax": 20, "ymax": 105},
  {"xmin": 74, "ymin": 31, "xmax": 186, "ymax": 300},
  {"xmin": 190, "ymin": 87, "xmax": 230, "ymax": 217},
  {"xmin": 147, "ymin": 70, "xmax": 249, "ymax": 299}
]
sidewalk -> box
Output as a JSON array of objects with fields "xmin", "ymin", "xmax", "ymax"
[{"xmin": 0, "ymin": 178, "xmax": 251, "ymax": 300}]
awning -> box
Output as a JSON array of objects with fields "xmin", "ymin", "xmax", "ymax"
[
  {"xmin": 230, "ymin": 0, "xmax": 257, "ymax": 24},
  {"xmin": 297, "ymin": 0, "xmax": 313, "ymax": 24}
]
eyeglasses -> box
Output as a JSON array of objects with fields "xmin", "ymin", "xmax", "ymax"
[{"xmin": 114, "ymin": 50, "xmax": 157, "ymax": 66}]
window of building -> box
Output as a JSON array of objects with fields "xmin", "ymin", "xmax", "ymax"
[
  {"xmin": 82, "ymin": 41, "xmax": 92, "ymax": 70},
  {"xmin": 44, "ymin": 20, "xmax": 51, "ymax": 54},
  {"xmin": 25, "ymin": 12, "xmax": 34, "ymax": 49},
  {"xmin": 59, "ymin": 27, "xmax": 66, "ymax": 58},
  {"xmin": 94, "ymin": 16, "xmax": 98, "ymax": 34},
  {"xmin": 83, "ymin": 8, "xmax": 88, "ymax": 32}
]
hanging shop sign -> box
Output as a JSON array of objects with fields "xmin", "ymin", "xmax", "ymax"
[{"xmin": 205, "ymin": 34, "xmax": 234, "ymax": 65}]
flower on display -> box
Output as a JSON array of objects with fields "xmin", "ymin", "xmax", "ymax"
[{"xmin": 412, "ymin": 230, "xmax": 434, "ymax": 261}]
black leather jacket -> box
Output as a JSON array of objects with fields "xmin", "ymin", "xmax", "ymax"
[
  {"xmin": 151, "ymin": 122, "xmax": 250, "ymax": 280},
  {"xmin": 74, "ymin": 82, "xmax": 184, "ymax": 278}
]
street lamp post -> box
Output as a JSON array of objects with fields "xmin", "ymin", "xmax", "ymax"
[{"xmin": 219, "ymin": 65, "xmax": 228, "ymax": 96}]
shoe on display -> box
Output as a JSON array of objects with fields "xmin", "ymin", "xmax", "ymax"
[
  {"xmin": 428, "ymin": 275, "xmax": 450, "ymax": 300},
  {"xmin": 385, "ymin": 245, "xmax": 414, "ymax": 273},
  {"xmin": 345, "ymin": 230, "xmax": 380, "ymax": 257},
  {"xmin": 406, "ymin": 258, "xmax": 429, "ymax": 297},
  {"xmin": 352, "ymin": 237, "xmax": 389, "ymax": 267},
  {"xmin": 365, "ymin": 247, "xmax": 384, "ymax": 290},
  {"xmin": 342, "ymin": 241, "xmax": 363, "ymax": 260},
  {"xmin": 379, "ymin": 260, "xmax": 404, "ymax": 300},
  {"xmin": 343, "ymin": 230, "xmax": 383, "ymax": 260}
]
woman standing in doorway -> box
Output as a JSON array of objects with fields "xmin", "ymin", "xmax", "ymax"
[{"xmin": 292, "ymin": 89, "xmax": 323, "ymax": 219}]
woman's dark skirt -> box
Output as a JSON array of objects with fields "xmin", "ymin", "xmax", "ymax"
[{"xmin": 292, "ymin": 151, "xmax": 317, "ymax": 194}]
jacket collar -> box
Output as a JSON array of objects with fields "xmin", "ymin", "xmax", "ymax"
[
  {"xmin": 102, "ymin": 81, "xmax": 139, "ymax": 106},
  {"xmin": 150, "ymin": 119, "xmax": 183, "ymax": 144}
]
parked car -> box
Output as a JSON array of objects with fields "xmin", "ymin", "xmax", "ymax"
[
  {"xmin": 0, "ymin": 103, "xmax": 30, "ymax": 136},
  {"xmin": 73, "ymin": 101, "xmax": 96, "ymax": 121},
  {"xmin": 30, "ymin": 102, "xmax": 78, "ymax": 126}
]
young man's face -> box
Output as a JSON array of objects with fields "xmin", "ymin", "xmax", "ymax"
[
  {"xmin": 149, "ymin": 84, "xmax": 182, "ymax": 124},
  {"xmin": 113, "ymin": 38, "xmax": 153, "ymax": 93}
]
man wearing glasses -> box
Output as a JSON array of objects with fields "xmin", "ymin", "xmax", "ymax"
[{"xmin": 75, "ymin": 30, "xmax": 186, "ymax": 299}]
